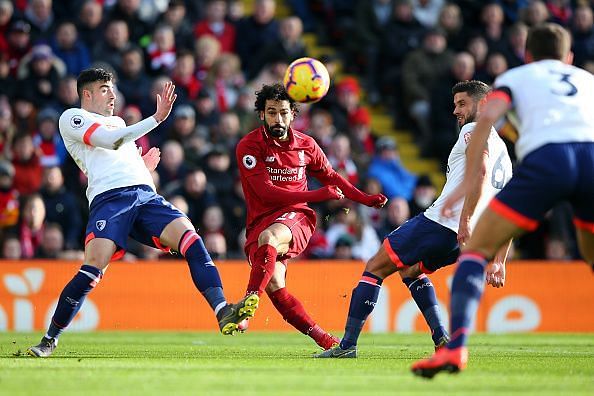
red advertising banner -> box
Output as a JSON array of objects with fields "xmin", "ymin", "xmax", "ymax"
[{"xmin": 0, "ymin": 260, "xmax": 592, "ymax": 333}]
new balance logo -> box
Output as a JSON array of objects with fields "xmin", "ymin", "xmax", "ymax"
[
  {"xmin": 364, "ymin": 300, "xmax": 376, "ymax": 307},
  {"xmin": 265, "ymin": 156, "xmax": 276, "ymax": 162}
]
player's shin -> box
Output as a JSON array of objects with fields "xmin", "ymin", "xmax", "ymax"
[
  {"xmin": 180, "ymin": 230, "xmax": 226, "ymax": 314},
  {"xmin": 246, "ymin": 244, "xmax": 277, "ymax": 296},
  {"xmin": 340, "ymin": 272, "xmax": 383, "ymax": 349},
  {"xmin": 447, "ymin": 252, "xmax": 488, "ymax": 350},
  {"xmin": 47, "ymin": 264, "xmax": 103, "ymax": 339},
  {"xmin": 402, "ymin": 274, "xmax": 448, "ymax": 346},
  {"xmin": 268, "ymin": 287, "xmax": 337, "ymax": 349}
]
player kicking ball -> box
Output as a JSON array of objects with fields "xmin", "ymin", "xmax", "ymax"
[
  {"xmin": 28, "ymin": 68, "xmax": 256, "ymax": 357},
  {"xmin": 231, "ymin": 83, "xmax": 387, "ymax": 349},
  {"xmin": 316, "ymin": 80, "xmax": 512, "ymax": 359},
  {"xmin": 412, "ymin": 23, "xmax": 594, "ymax": 378}
]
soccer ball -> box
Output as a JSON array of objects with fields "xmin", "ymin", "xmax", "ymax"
[{"xmin": 283, "ymin": 57, "xmax": 330, "ymax": 103}]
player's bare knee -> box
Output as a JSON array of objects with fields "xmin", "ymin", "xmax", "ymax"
[
  {"xmin": 160, "ymin": 217, "xmax": 195, "ymax": 249},
  {"xmin": 365, "ymin": 252, "xmax": 396, "ymax": 279},
  {"xmin": 83, "ymin": 256, "xmax": 110, "ymax": 272},
  {"xmin": 257, "ymin": 229, "xmax": 279, "ymax": 247},
  {"xmin": 398, "ymin": 264, "xmax": 422, "ymax": 279}
]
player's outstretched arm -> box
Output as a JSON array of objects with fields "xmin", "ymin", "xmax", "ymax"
[
  {"xmin": 311, "ymin": 168, "xmax": 387, "ymax": 208},
  {"xmin": 246, "ymin": 174, "xmax": 344, "ymax": 205},
  {"xmin": 60, "ymin": 82, "xmax": 178, "ymax": 150}
]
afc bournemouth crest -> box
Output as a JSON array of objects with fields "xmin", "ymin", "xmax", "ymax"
[{"xmin": 96, "ymin": 220, "xmax": 106, "ymax": 231}]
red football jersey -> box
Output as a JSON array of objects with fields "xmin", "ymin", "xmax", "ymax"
[{"xmin": 236, "ymin": 126, "xmax": 332, "ymax": 239}]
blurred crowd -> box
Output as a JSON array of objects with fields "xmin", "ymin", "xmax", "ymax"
[{"xmin": 0, "ymin": 0, "xmax": 589, "ymax": 262}]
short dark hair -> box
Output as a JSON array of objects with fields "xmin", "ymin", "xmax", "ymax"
[
  {"xmin": 254, "ymin": 83, "xmax": 299, "ymax": 114},
  {"xmin": 77, "ymin": 68, "xmax": 113, "ymax": 98},
  {"xmin": 452, "ymin": 80, "xmax": 491, "ymax": 101},
  {"xmin": 526, "ymin": 23, "xmax": 571, "ymax": 61}
]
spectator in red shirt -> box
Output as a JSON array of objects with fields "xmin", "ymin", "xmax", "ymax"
[
  {"xmin": 171, "ymin": 49, "xmax": 202, "ymax": 102},
  {"xmin": 0, "ymin": 160, "xmax": 19, "ymax": 231},
  {"xmin": 32, "ymin": 108, "xmax": 67, "ymax": 168},
  {"xmin": 12, "ymin": 133, "xmax": 43, "ymax": 195},
  {"xmin": 5, "ymin": 19, "xmax": 32, "ymax": 77},
  {"xmin": 193, "ymin": 0, "xmax": 236, "ymax": 53},
  {"xmin": 18, "ymin": 193, "xmax": 45, "ymax": 259}
]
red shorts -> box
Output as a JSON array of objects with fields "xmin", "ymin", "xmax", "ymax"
[{"xmin": 245, "ymin": 209, "xmax": 315, "ymax": 265}]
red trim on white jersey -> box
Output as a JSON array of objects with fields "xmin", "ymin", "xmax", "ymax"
[{"xmin": 83, "ymin": 122, "xmax": 101, "ymax": 146}]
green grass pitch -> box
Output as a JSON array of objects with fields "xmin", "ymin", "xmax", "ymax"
[{"xmin": 1, "ymin": 332, "xmax": 593, "ymax": 396}]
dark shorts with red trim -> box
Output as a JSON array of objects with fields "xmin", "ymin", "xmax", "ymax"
[
  {"xmin": 383, "ymin": 213, "xmax": 459, "ymax": 274},
  {"xmin": 85, "ymin": 184, "xmax": 186, "ymax": 260},
  {"xmin": 245, "ymin": 209, "xmax": 315, "ymax": 266},
  {"xmin": 491, "ymin": 142, "xmax": 594, "ymax": 233}
]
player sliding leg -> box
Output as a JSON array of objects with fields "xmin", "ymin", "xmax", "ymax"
[
  {"xmin": 170, "ymin": 220, "xmax": 259, "ymax": 335},
  {"xmin": 28, "ymin": 216, "xmax": 254, "ymax": 357}
]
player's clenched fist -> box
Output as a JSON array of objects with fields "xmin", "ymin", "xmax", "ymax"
[
  {"xmin": 319, "ymin": 185, "xmax": 344, "ymax": 200},
  {"xmin": 364, "ymin": 193, "xmax": 388, "ymax": 208}
]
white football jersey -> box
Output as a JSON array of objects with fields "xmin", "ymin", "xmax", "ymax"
[
  {"xmin": 424, "ymin": 122, "xmax": 512, "ymax": 233},
  {"xmin": 59, "ymin": 108, "xmax": 155, "ymax": 205},
  {"xmin": 494, "ymin": 59, "xmax": 594, "ymax": 161}
]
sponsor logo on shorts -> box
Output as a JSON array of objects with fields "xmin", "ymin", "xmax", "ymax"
[{"xmin": 96, "ymin": 220, "xmax": 106, "ymax": 231}]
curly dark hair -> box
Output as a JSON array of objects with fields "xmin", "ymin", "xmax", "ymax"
[
  {"xmin": 76, "ymin": 68, "xmax": 114, "ymax": 98},
  {"xmin": 254, "ymin": 83, "xmax": 299, "ymax": 114}
]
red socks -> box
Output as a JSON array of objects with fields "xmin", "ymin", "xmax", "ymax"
[
  {"xmin": 246, "ymin": 244, "xmax": 277, "ymax": 296},
  {"xmin": 268, "ymin": 287, "xmax": 330, "ymax": 346}
]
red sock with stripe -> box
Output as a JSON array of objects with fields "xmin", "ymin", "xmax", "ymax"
[{"xmin": 268, "ymin": 287, "xmax": 330, "ymax": 347}]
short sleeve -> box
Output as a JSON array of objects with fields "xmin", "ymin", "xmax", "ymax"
[
  {"xmin": 58, "ymin": 108, "xmax": 98, "ymax": 144},
  {"xmin": 458, "ymin": 123, "xmax": 475, "ymax": 151},
  {"xmin": 492, "ymin": 70, "xmax": 515, "ymax": 106}
]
